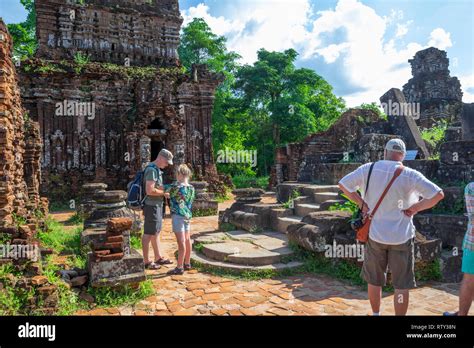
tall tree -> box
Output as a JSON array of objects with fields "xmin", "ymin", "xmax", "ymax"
[
  {"xmin": 179, "ymin": 19, "xmax": 346, "ymax": 177},
  {"xmin": 179, "ymin": 18, "xmax": 250, "ymax": 176},
  {"xmin": 234, "ymin": 48, "xmax": 345, "ymax": 173},
  {"xmin": 7, "ymin": 0, "xmax": 37, "ymax": 59}
]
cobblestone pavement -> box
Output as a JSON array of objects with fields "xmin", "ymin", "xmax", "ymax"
[{"xmin": 64, "ymin": 197, "xmax": 472, "ymax": 316}]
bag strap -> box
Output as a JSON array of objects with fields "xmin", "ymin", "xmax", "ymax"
[
  {"xmin": 361, "ymin": 162, "xmax": 375, "ymax": 210},
  {"xmin": 365, "ymin": 163, "xmax": 375, "ymax": 198},
  {"xmin": 368, "ymin": 165, "xmax": 404, "ymax": 220},
  {"xmin": 141, "ymin": 163, "xmax": 159, "ymax": 203}
]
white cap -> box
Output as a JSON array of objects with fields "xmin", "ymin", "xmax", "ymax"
[{"xmin": 385, "ymin": 139, "xmax": 406, "ymax": 154}]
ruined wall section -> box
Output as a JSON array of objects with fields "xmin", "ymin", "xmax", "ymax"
[
  {"xmin": 271, "ymin": 109, "xmax": 385, "ymax": 185},
  {"xmin": 0, "ymin": 20, "xmax": 45, "ymax": 227},
  {"xmin": 35, "ymin": 0, "xmax": 182, "ymax": 66},
  {"xmin": 403, "ymin": 47, "xmax": 463, "ymax": 128},
  {"xmin": 20, "ymin": 62, "xmax": 222, "ymax": 198}
]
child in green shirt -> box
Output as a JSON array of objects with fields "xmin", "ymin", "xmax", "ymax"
[{"xmin": 165, "ymin": 164, "xmax": 195, "ymax": 275}]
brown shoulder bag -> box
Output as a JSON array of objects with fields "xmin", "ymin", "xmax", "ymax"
[{"xmin": 356, "ymin": 165, "xmax": 405, "ymax": 243}]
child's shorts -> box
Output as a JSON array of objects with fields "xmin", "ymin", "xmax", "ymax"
[{"xmin": 172, "ymin": 214, "xmax": 191, "ymax": 233}]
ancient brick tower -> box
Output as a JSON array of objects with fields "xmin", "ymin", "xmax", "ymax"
[
  {"xmin": 403, "ymin": 47, "xmax": 463, "ymax": 128},
  {"xmin": 0, "ymin": 19, "xmax": 46, "ymax": 227},
  {"xmin": 19, "ymin": 0, "xmax": 223, "ymax": 199}
]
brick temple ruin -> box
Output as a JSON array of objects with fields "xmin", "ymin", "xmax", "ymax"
[
  {"xmin": 403, "ymin": 47, "xmax": 463, "ymax": 128},
  {"xmin": 0, "ymin": 19, "xmax": 61, "ymax": 315},
  {"xmin": 19, "ymin": 0, "xmax": 223, "ymax": 199},
  {"xmin": 206, "ymin": 46, "xmax": 473, "ymax": 282},
  {"xmin": 0, "ymin": 20, "xmax": 47, "ymax": 227},
  {"xmin": 270, "ymin": 46, "xmax": 471, "ymax": 187}
]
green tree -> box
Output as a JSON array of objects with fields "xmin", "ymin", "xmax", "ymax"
[
  {"xmin": 179, "ymin": 18, "xmax": 250, "ymax": 176},
  {"xmin": 234, "ymin": 48, "xmax": 345, "ymax": 173},
  {"xmin": 179, "ymin": 19, "xmax": 345, "ymax": 177},
  {"xmin": 7, "ymin": 0, "xmax": 37, "ymax": 59}
]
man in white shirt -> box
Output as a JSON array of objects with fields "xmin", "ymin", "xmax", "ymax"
[{"xmin": 338, "ymin": 139, "xmax": 444, "ymax": 316}]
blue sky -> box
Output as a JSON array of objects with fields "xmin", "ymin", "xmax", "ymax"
[{"xmin": 1, "ymin": 0, "xmax": 473, "ymax": 105}]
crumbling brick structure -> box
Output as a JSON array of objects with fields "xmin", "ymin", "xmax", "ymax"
[
  {"xmin": 19, "ymin": 0, "xmax": 223, "ymax": 200},
  {"xmin": 403, "ymin": 47, "xmax": 463, "ymax": 128},
  {"xmin": 0, "ymin": 19, "xmax": 46, "ymax": 227}
]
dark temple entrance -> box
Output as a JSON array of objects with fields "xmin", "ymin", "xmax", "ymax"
[{"xmin": 147, "ymin": 118, "xmax": 167, "ymax": 161}]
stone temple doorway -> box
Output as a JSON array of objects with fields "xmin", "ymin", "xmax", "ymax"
[{"xmin": 146, "ymin": 118, "xmax": 167, "ymax": 161}]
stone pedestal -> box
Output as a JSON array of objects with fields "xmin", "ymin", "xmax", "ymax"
[
  {"xmin": 79, "ymin": 183, "xmax": 108, "ymax": 220},
  {"xmin": 86, "ymin": 218, "xmax": 145, "ymax": 288},
  {"xmin": 232, "ymin": 188, "xmax": 265, "ymax": 204},
  {"xmin": 191, "ymin": 181, "xmax": 218, "ymax": 216},
  {"xmin": 84, "ymin": 190, "xmax": 135, "ymax": 229}
]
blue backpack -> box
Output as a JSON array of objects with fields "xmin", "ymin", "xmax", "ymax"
[{"xmin": 127, "ymin": 164, "xmax": 157, "ymax": 210}]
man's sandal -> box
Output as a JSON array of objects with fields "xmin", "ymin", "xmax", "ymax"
[
  {"xmin": 184, "ymin": 264, "xmax": 193, "ymax": 271},
  {"xmin": 145, "ymin": 262, "xmax": 160, "ymax": 270},
  {"xmin": 167, "ymin": 267, "xmax": 184, "ymax": 275},
  {"xmin": 155, "ymin": 258, "xmax": 173, "ymax": 265}
]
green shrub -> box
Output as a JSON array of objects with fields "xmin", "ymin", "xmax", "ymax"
[
  {"xmin": 282, "ymin": 189, "xmax": 300, "ymax": 209},
  {"xmin": 87, "ymin": 281, "xmax": 154, "ymax": 308},
  {"xmin": 232, "ymin": 175, "xmax": 269, "ymax": 190},
  {"xmin": 421, "ymin": 120, "xmax": 448, "ymax": 159}
]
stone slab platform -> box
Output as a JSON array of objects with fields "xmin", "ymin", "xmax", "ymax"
[{"xmin": 192, "ymin": 230, "xmax": 302, "ymax": 270}]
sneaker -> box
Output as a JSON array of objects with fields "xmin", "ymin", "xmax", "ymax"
[{"xmin": 443, "ymin": 311, "xmax": 458, "ymax": 316}]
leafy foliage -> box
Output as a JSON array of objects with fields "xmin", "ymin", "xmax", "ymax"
[
  {"xmin": 179, "ymin": 19, "xmax": 345, "ymax": 177},
  {"xmin": 421, "ymin": 120, "xmax": 448, "ymax": 159},
  {"xmin": 7, "ymin": 0, "xmax": 37, "ymax": 59}
]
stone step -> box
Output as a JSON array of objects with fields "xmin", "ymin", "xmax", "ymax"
[
  {"xmin": 191, "ymin": 251, "xmax": 304, "ymax": 273},
  {"xmin": 304, "ymin": 185, "xmax": 340, "ymax": 195},
  {"xmin": 199, "ymin": 231, "xmax": 294, "ymax": 266},
  {"xmin": 292, "ymin": 196, "xmax": 312, "ymax": 205},
  {"xmin": 294, "ymin": 203, "xmax": 321, "ymax": 217},
  {"xmin": 319, "ymin": 199, "xmax": 346, "ymax": 211},
  {"xmin": 313, "ymin": 192, "xmax": 341, "ymax": 204},
  {"xmin": 276, "ymin": 215, "xmax": 303, "ymax": 233}
]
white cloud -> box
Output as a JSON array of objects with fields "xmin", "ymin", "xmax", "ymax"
[
  {"xmin": 395, "ymin": 20, "xmax": 413, "ymax": 38},
  {"xmin": 302, "ymin": 0, "xmax": 424, "ymax": 105},
  {"xmin": 428, "ymin": 28, "xmax": 453, "ymax": 50},
  {"xmin": 181, "ymin": 0, "xmax": 459, "ymax": 107},
  {"xmin": 181, "ymin": 0, "xmax": 312, "ymax": 64},
  {"xmin": 459, "ymin": 73, "xmax": 474, "ymax": 103}
]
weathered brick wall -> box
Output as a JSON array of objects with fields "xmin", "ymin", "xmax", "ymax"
[
  {"xmin": 0, "ymin": 20, "xmax": 45, "ymax": 227},
  {"xmin": 270, "ymin": 109, "xmax": 384, "ymax": 185},
  {"xmin": 403, "ymin": 47, "xmax": 463, "ymax": 128},
  {"xmin": 20, "ymin": 63, "xmax": 222, "ymax": 198},
  {"xmin": 35, "ymin": 0, "xmax": 182, "ymax": 66},
  {"xmin": 17, "ymin": 1, "xmax": 224, "ymax": 200}
]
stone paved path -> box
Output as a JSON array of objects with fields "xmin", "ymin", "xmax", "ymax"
[{"xmin": 58, "ymin": 196, "xmax": 472, "ymax": 316}]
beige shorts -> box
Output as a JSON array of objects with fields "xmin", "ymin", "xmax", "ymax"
[{"xmin": 362, "ymin": 237, "xmax": 416, "ymax": 290}]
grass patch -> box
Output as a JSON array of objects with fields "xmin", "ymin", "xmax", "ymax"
[
  {"xmin": 38, "ymin": 218, "xmax": 82, "ymax": 255},
  {"xmin": 415, "ymin": 259, "xmax": 442, "ymax": 282},
  {"xmin": 193, "ymin": 208, "xmax": 218, "ymax": 217},
  {"xmin": 282, "ymin": 189, "xmax": 300, "ymax": 209},
  {"xmin": 66, "ymin": 212, "xmax": 85, "ymax": 225},
  {"xmin": 130, "ymin": 235, "xmax": 142, "ymax": 250},
  {"xmin": 87, "ymin": 281, "xmax": 154, "ymax": 308},
  {"xmin": 290, "ymin": 245, "xmax": 366, "ymax": 287},
  {"xmin": 215, "ymin": 187, "xmax": 232, "ymax": 203},
  {"xmin": 41, "ymin": 256, "xmax": 88, "ymax": 315},
  {"xmin": 0, "ymin": 264, "xmax": 35, "ymax": 315},
  {"xmin": 191, "ymin": 259, "xmax": 281, "ymax": 281},
  {"xmin": 49, "ymin": 201, "xmax": 73, "ymax": 212},
  {"xmin": 232, "ymin": 175, "xmax": 269, "ymax": 190}
]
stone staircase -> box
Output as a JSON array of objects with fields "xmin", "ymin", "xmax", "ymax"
[
  {"xmin": 191, "ymin": 184, "xmax": 345, "ymax": 273},
  {"xmin": 191, "ymin": 230, "xmax": 303, "ymax": 272},
  {"xmin": 276, "ymin": 184, "xmax": 344, "ymax": 233}
]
